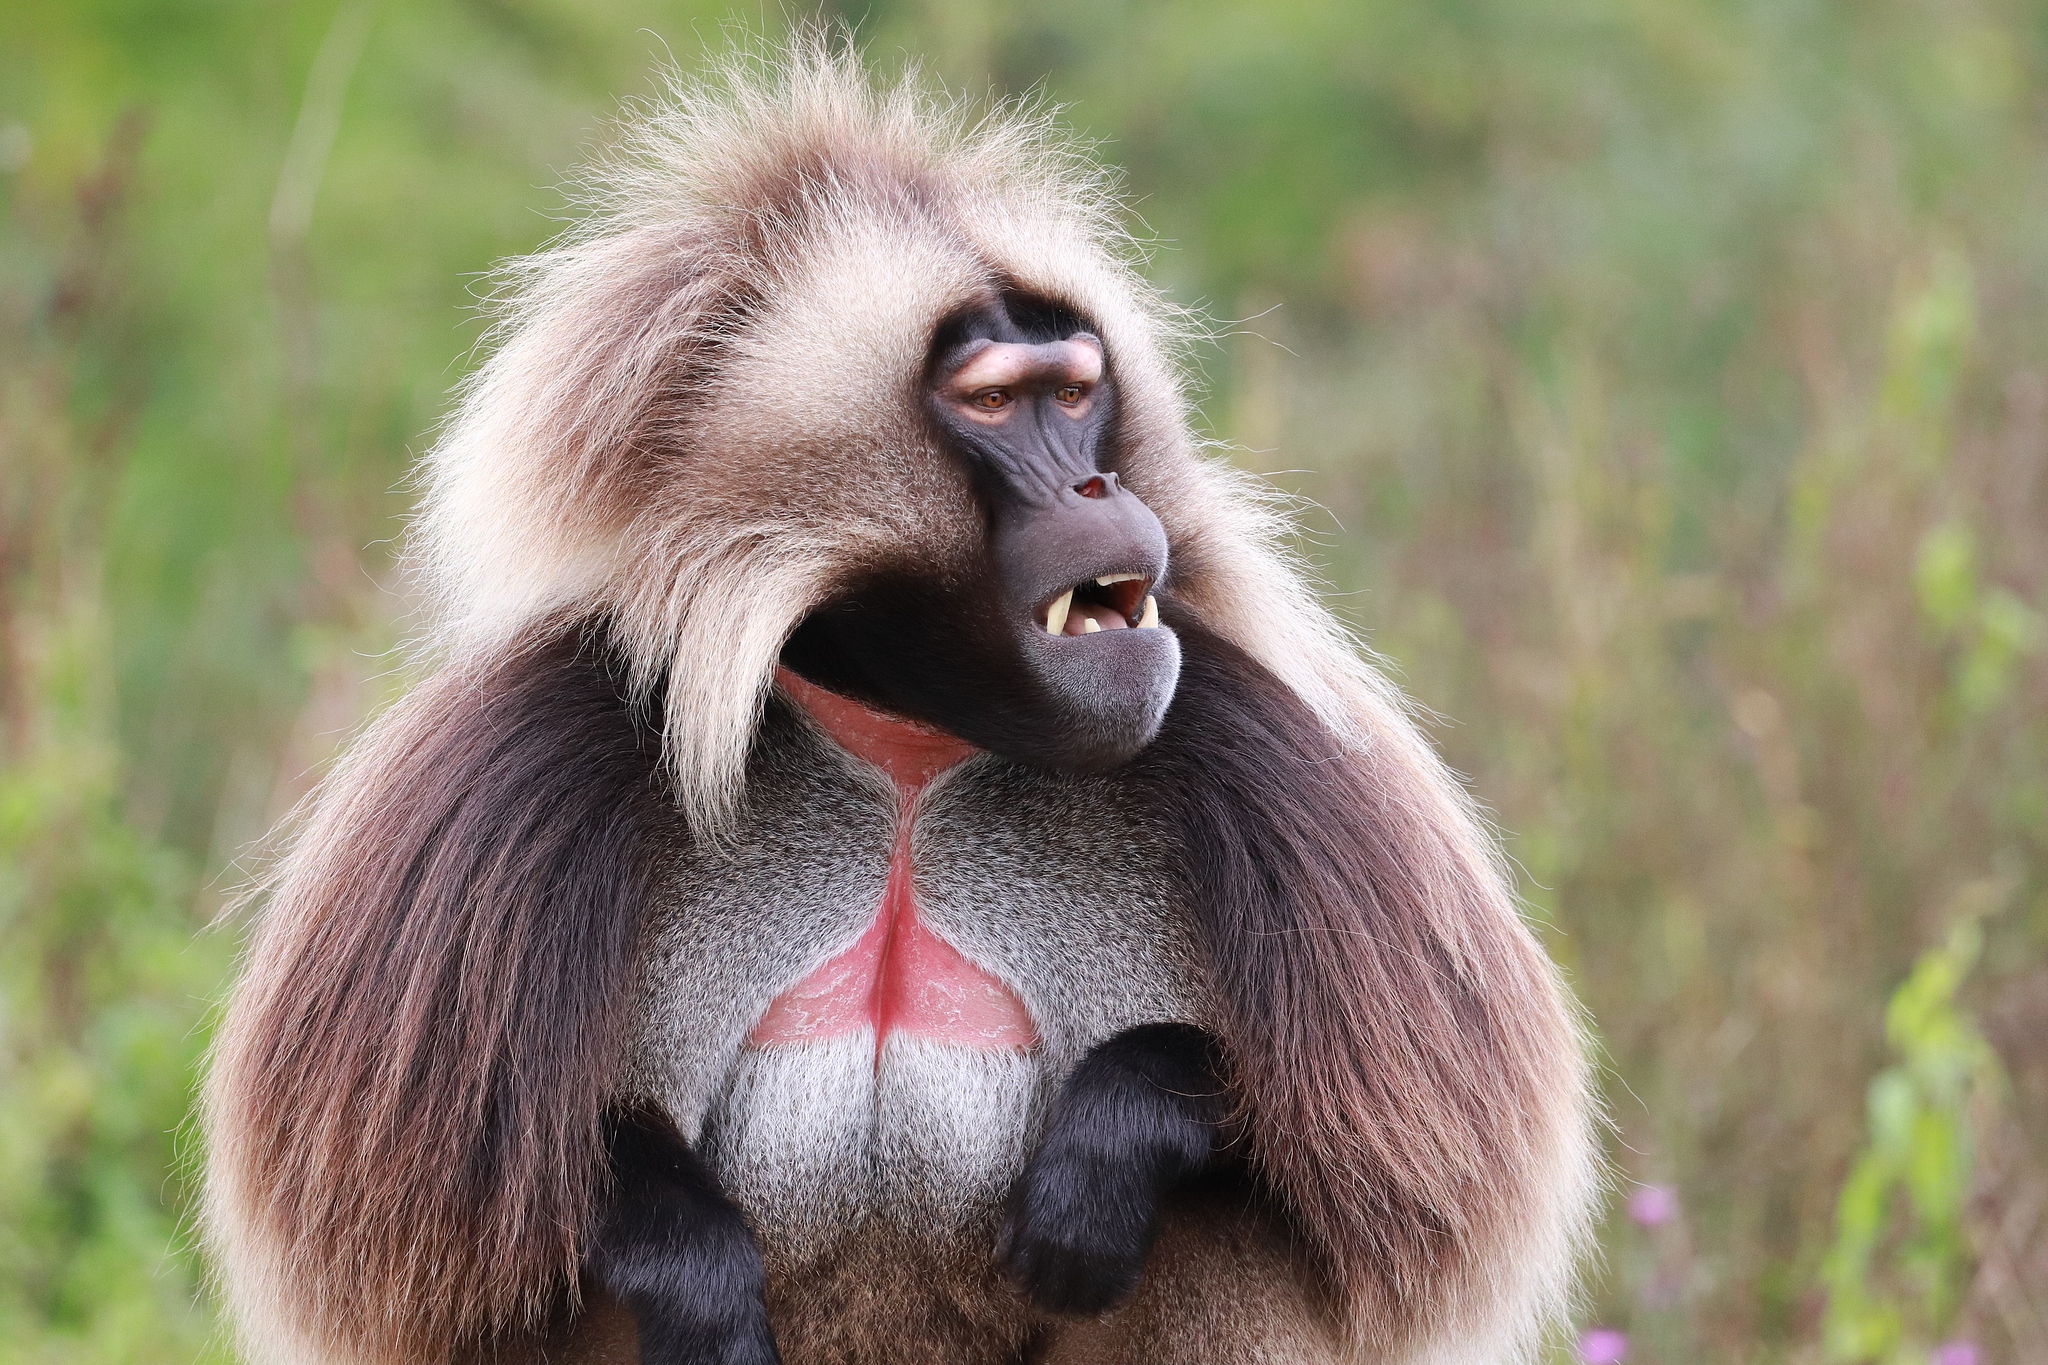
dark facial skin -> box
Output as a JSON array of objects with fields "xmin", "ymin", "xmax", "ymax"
[{"xmin": 781, "ymin": 294, "xmax": 1181, "ymax": 770}]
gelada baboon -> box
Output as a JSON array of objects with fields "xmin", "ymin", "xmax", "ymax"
[{"xmin": 205, "ymin": 40, "xmax": 1596, "ymax": 1365}]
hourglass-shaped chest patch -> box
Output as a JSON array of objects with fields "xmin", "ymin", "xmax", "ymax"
[{"xmin": 747, "ymin": 672, "xmax": 1038, "ymax": 1060}]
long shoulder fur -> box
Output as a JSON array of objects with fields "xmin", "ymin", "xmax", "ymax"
[
  {"xmin": 1135, "ymin": 616, "xmax": 1597, "ymax": 1365},
  {"xmin": 203, "ymin": 621, "xmax": 678, "ymax": 1364}
]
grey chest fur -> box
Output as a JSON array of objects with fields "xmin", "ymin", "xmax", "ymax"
[{"xmin": 627, "ymin": 701, "xmax": 1206, "ymax": 1261}]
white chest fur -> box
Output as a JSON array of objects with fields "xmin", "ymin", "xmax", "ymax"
[
  {"xmin": 627, "ymin": 700, "xmax": 1206, "ymax": 1257},
  {"xmin": 703, "ymin": 1034, "xmax": 1042, "ymax": 1255}
]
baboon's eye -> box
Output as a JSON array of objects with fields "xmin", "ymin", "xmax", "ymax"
[
  {"xmin": 973, "ymin": 389, "xmax": 1012, "ymax": 411},
  {"xmin": 1055, "ymin": 384, "xmax": 1086, "ymax": 405}
]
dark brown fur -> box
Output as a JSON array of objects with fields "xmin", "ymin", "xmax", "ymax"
[
  {"xmin": 1036, "ymin": 1186, "xmax": 1343, "ymax": 1363},
  {"xmin": 538, "ymin": 1192, "xmax": 1340, "ymax": 1365},
  {"xmin": 1129, "ymin": 613, "xmax": 1581, "ymax": 1352},
  {"xmin": 207, "ymin": 623, "xmax": 677, "ymax": 1360}
]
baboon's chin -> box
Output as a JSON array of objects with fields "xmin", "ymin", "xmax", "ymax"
[{"xmin": 994, "ymin": 619, "xmax": 1182, "ymax": 772}]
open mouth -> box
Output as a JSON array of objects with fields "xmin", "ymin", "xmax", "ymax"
[{"xmin": 1039, "ymin": 574, "xmax": 1161, "ymax": 636}]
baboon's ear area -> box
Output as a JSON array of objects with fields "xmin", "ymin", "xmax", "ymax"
[
  {"xmin": 672, "ymin": 208, "xmax": 995, "ymax": 571},
  {"xmin": 415, "ymin": 75, "xmax": 1192, "ymax": 646}
]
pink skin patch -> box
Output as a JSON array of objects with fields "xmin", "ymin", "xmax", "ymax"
[{"xmin": 750, "ymin": 671, "xmax": 1038, "ymax": 1059}]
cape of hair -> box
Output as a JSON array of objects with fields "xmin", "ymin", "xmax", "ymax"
[{"xmin": 205, "ymin": 38, "xmax": 1597, "ymax": 1365}]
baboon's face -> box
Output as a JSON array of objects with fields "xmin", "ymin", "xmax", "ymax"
[{"xmin": 779, "ymin": 292, "xmax": 1179, "ymax": 771}]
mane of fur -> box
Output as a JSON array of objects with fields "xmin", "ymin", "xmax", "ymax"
[
  {"xmin": 413, "ymin": 36, "xmax": 1389, "ymax": 837},
  {"xmin": 208, "ymin": 36, "xmax": 1597, "ymax": 1365}
]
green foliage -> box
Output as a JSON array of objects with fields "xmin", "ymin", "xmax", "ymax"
[
  {"xmin": 0, "ymin": 617, "xmax": 228, "ymax": 1362},
  {"xmin": 1, "ymin": 93, "xmax": 233, "ymax": 1358},
  {"xmin": 5, "ymin": 2, "xmax": 2047, "ymax": 1361},
  {"xmin": 1823, "ymin": 903, "xmax": 2004, "ymax": 1363},
  {"xmin": 1916, "ymin": 523, "xmax": 2044, "ymax": 718}
]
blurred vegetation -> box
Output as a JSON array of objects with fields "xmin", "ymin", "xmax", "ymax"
[{"xmin": 4, "ymin": 1, "xmax": 2047, "ymax": 1361}]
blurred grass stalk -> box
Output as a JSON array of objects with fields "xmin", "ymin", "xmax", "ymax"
[{"xmin": 5, "ymin": 1, "xmax": 2048, "ymax": 1361}]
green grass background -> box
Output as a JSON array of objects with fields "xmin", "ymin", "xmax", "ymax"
[{"xmin": 4, "ymin": 2, "xmax": 2046, "ymax": 1361}]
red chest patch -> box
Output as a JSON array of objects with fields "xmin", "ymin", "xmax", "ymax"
[{"xmin": 749, "ymin": 672, "xmax": 1038, "ymax": 1059}]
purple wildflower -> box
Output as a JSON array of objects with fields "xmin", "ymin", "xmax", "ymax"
[
  {"xmin": 1579, "ymin": 1327, "xmax": 1629, "ymax": 1364},
  {"xmin": 1628, "ymin": 1184, "xmax": 1679, "ymax": 1227},
  {"xmin": 1931, "ymin": 1343, "xmax": 1978, "ymax": 1365}
]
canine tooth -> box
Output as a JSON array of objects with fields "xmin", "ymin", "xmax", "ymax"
[
  {"xmin": 1095, "ymin": 572, "xmax": 1144, "ymax": 586},
  {"xmin": 1139, "ymin": 595, "xmax": 1159, "ymax": 629},
  {"xmin": 1045, "ymin": 589, "xmax": 1073, "ymax": 636},
  {"xmin": 1083, "ymin": 616, "xmax": 1102, "ymax": 634}
]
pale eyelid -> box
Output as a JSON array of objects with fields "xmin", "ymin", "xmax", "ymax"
[{"xmin": 947, "ymin": 338, "xmax": 1105, "ymax": 394}]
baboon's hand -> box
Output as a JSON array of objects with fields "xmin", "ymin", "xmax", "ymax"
[
  {"xmin": 591, "ymin": 1104, "xmax": 781, "ymax": 1365},
  {"xmin": 999, "ymin": 1023, "xmax": 1226, "ymax": 1316}
]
